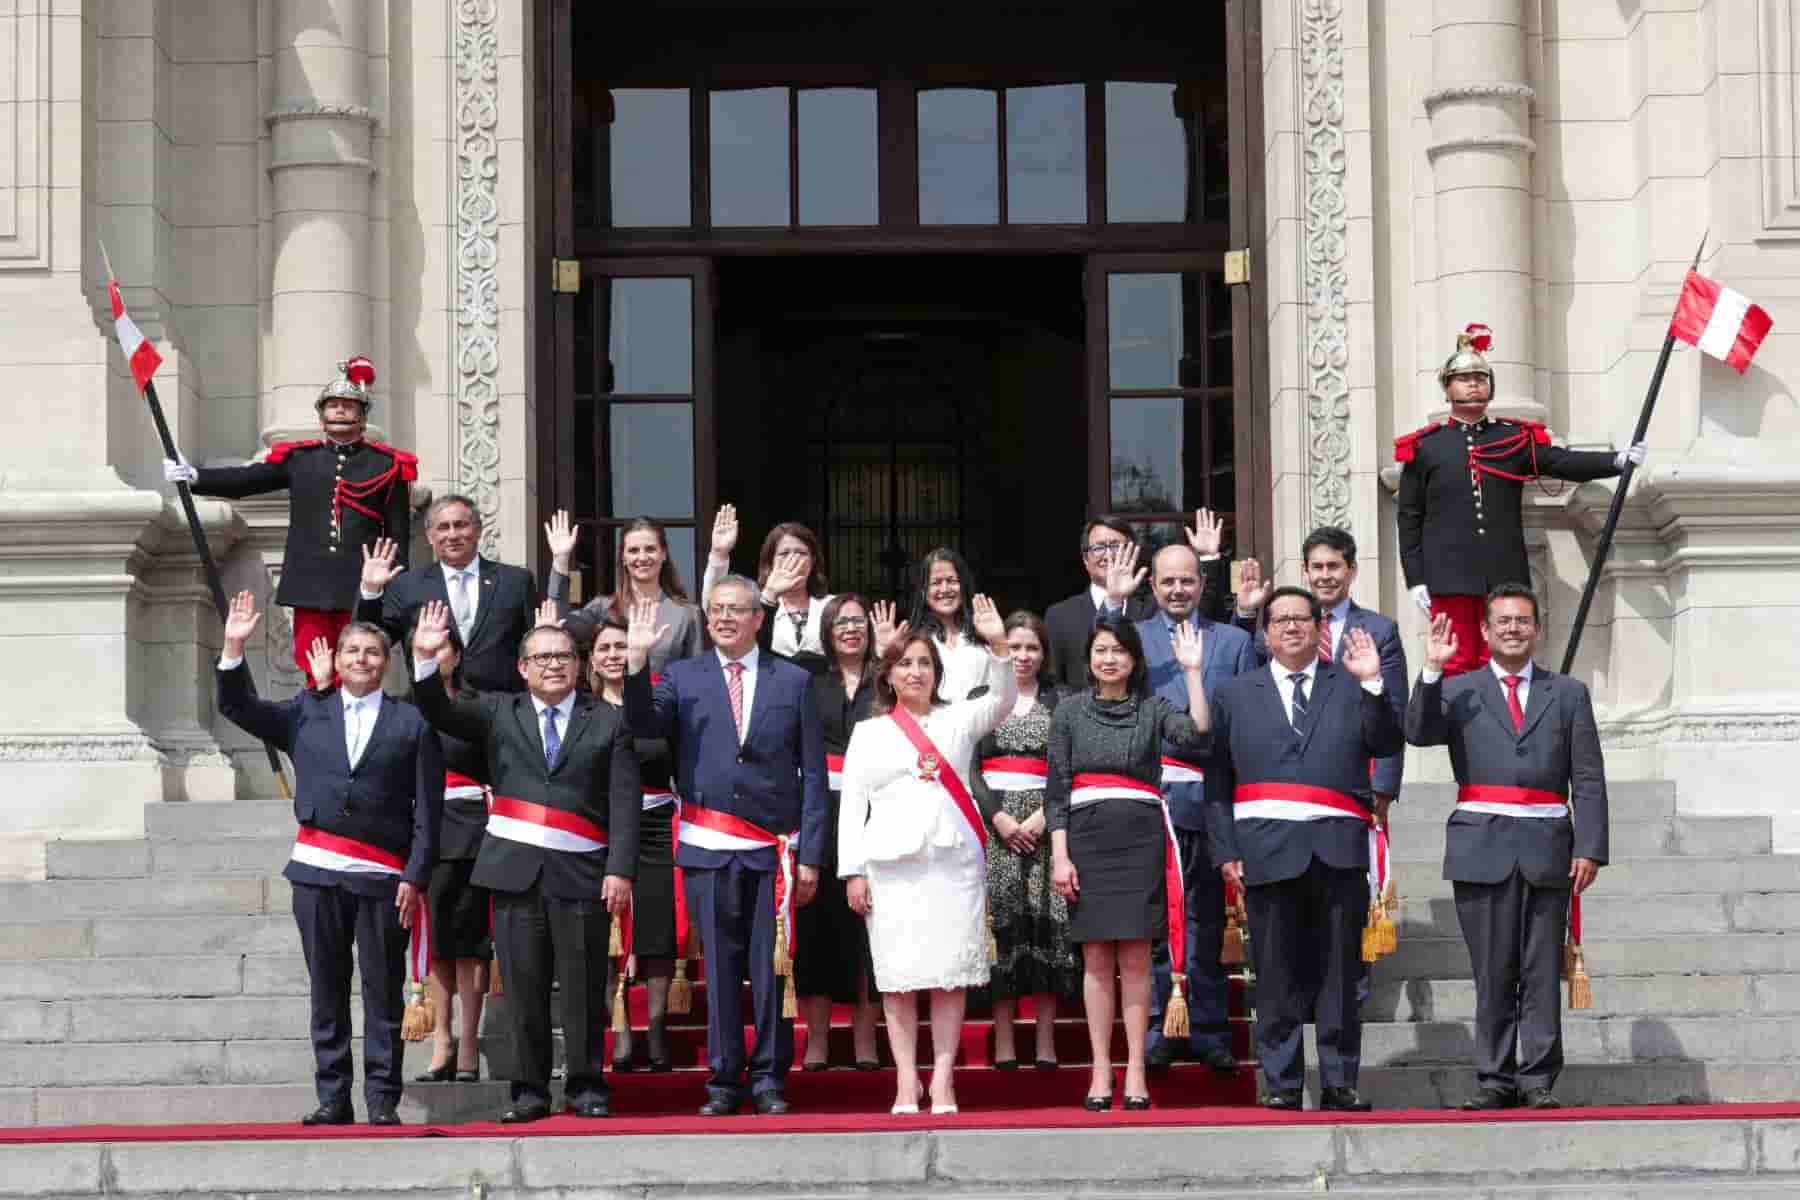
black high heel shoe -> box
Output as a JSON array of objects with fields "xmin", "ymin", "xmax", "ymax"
[
  {"xmin": 646, "ymin": 1016, "xmax": 671, "ymax": 1072},
  {"xmin": 1123, "ymin": 1095, "xmax": 1151, "ymax": 1111},
  {"xmin": 414, "ymin": 1062, "xmax": 456, "ymax": 1083},
  {"xmin": 1082, "ymin": 1093, "xmax": 1113, "ymax": 1112}
]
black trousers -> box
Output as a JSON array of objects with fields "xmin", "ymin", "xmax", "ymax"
[
  {"xmin": 491, "ymin": 883, "xmax": 615, "ymax": 1107},
  {"xmin": 686, "ymin": 859, "xmax": 790, "ymax": 1102},
  {"xmin": 1148, "ymin": 825, "xmax": 1232, "ymax": 1057},
  {"xmin": 1454, "ymin": 873, "xmax": 1571, "ymax": 1093},
  {"xmin": 1244, "ymin": 857, "xmax": 1367, "ymax": 1093},
  {"xmin": 291, "ymin": 881, "xmax": 408, "ymax": 1111}
]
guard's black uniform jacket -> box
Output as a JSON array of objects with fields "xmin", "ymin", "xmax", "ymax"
[
  {"xmin": 191, "ymin": 439, "xmax": 416, "ymax": 611},
  {"xmin": 1395, "ymin": 418, "xmax": 1620, "ymax": 597}
]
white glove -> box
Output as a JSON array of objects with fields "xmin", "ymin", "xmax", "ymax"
[
  {"xmin": 1410, "ymin": 584, "xmax": 1432, "ymax": 615},
  {"xmin": 162, "ymin": 456, "xmax": 198, "ymax": 485},
  {"xmin": 1615, "ymin": 441, "xmax": 1647, "ymax": 469}
]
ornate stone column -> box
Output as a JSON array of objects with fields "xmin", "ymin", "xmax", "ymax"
[
  {"xmin": 264, "ymin": 0, "xmax": 377, "ymax": 445},
  {"xmin": 1424, "ymin": 0, "xmax": 1546, "ymax": 423}
]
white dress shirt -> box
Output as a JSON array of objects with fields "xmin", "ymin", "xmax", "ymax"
[
  {"xmin": 1418, "ymin": 658, "xmax": 1533, "ymax": 704},
  {"xmin": 341, "ymin": 688, "xmax": 383, "ymax": 768},
  {"xmin": 529, "ymin": 688, "xmax": 576, "ymax": 762},
  {"xmin": 442, "ymin": 555, "xmax": 483, "ymax": 636},
  {"xmin": 1271, "ymin": 656, "xmax": 1384, "ymax": 725},
  {"xmin": 717, "ymin": 645, "xmax": 759, "ymax": 742}
]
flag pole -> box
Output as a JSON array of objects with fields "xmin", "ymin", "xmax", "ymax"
[
  {"xmin": 1558, "ymin": 233, "xmax": 1708, "ymax": 676},
  {"xmin": 105, "ymin": 245, "xmax": 291, "ymax": 799}
]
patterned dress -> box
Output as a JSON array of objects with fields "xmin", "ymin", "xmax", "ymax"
[{"xmin": 979, "ymin": 701, "xmax": 1080, "ymax": 1002}]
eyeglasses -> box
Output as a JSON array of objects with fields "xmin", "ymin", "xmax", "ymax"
[
  {"xmin": 523, "ymin": 651, "xmax": 577, "ymax": 667},
  {"xmin": 1487, "ymin": 616, "xmax": 1536, "ymax": 630},
  {"xmin": 1082, "ymin": 542, "xmax": 1131, "ymax": 559},
  {"xmin": 708, "ymin": 604, "xmax": 756, "ymax": 619},
  {"xmin": 832, "ymin": 617, "xmax": 869, "ymax": 629},
  {"xmin": 1267, "ymin": 615, "xmax": 1316, "ymax": 629}
]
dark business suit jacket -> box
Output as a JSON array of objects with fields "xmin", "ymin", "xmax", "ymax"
[
  {"xmin": 1135, "ymin": 612, "xmax": 1257, "ymax": 831},
  {"xmin": 357, "ymin": 558, "xmax": 539, "ymax": 695},
  {"xmin": 623, "ymin": 649, "xmax": 830, "ymax": 871},
  {"xmin": 1206, "ymin": 664, "xmax": 1406, "ymax": 884},
  {"xmin": 413, "ymin": 673, "xmax": 641, "ymax": 900},
  {"xmin": 1405, "ymin": 665, "xmax": 1609, "ymax": 885},
  {"xmin": 217, "ymin": 663, "xmax": 442, "ymax": 896},
  {"xmin": 1044, "ymin": 590, "xmax": 1153, "ymax": 693},
  {"xmin": 1238, "ymin": 600, "xmax": 1409, "ymax": 798}
]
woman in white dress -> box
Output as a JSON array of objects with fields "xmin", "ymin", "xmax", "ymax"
[
  {"xmin": 839, "ymin": 594, "xmax": 1015, "ymax": 1115},
  {"xmin": 905, "ymin": 546, "xmax": 992, "ymax": 701}
]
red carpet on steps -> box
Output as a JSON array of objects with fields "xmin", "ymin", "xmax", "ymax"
[{"xmin": 5, "ymin": 1101, "xmax": 1800, "ymax": 1145}]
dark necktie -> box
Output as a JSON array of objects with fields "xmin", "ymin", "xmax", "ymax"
[
  {"xmin": 542, "ymin": 706, "xmax": 561, "ymax": 768},
  {"xmin": 1502, "ymin": 675, "xmax": 1525, "ymax": 733},
  {"xmin": 1288, "ymin": 672, "xmax": 1309, "ymax": 731}
]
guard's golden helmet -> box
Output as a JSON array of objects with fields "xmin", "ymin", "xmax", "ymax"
[
  {"xmin": 316, "ymin": 355, "xmax": 377, "ymax": 412},
  {"xmin": 1438, "ymin": 324, "xmax": 1494, "ymax": 389}
]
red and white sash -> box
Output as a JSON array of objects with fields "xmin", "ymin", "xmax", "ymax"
[
  {"xmin": 444, "ymin": 769, "xmax": 487, "ymax": 805},
  {"xmin": 889, "ymin": 705, "xmax": 987, "ymax": 850},
  {"xmin": 486, "ymin": 795, "xmax": 608, "ymax": 853},
  {"xmin": 1070, "ymin": 772, "xmax": 1163, "ymax": 809},
  {"xmin": 642, "ymin": 787, "xmax": 677, "ymax": 812},
  {"xmin": 827, "ymin": 753, "xmax": 845, "ymax": 791},
  {"xmin": 1456, "ymin": 783, "xmax": 1569, "ymax": 820},
  {"xmin": 290, "ymin": 826, "xmax": 404, "ymax": 876},
  {"xmin": 1160, "ymin": 754, "xmax": 1206, "ymax": 786},
  {"xmin": 981, "ymin": 754, "xmax": 1048, "ymax": 792},
  {"xmin": 678, "ymin": 804, "xmax": 797, "ymax": 962},
  {"xmin": 1232, "ymin": 781, "xmax": 1373, "ymax": 824}
]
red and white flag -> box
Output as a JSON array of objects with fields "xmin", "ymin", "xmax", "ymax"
[
  {"xmin": 1670, "ymin": 269, "xmax": 1773, "ymax": 374},
  {"xmin": 108, "ymin": 278, "xmax": 163, "ymax": 393}
]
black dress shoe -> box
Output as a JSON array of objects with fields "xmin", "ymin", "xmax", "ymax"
[
  {"xmin": 753, "ymin": 1092, "xmax": 791, "ymax": 1115},
  {"xmin": 1261, "ymin": 1089, "xmax": 1303, "ymax": 1111},
  {"xmin": 992, "ymin": 1058, "xmax": 1019, "ymax": 1071},
  {"xmin": 1461, "ymin": 1088, "xmax": 1521, "ymax": 1111},
  {"xmin": 801, "ymin": 1060, "xmax": 829, "ymax": 1072},
  {"xmin": 1319, "ymin": 1086, "xmax": 1373, "ymax": 1112},
  {"xmin": 1522, "ymin": 1087, "xmax": 1562, "ymax": 1110},
  {"xmin": 697, "ymin": 1096, "xmax": 741, "ymax": 1117},
  {"xmin": 499, "ymin": 1101, "xmax": 551, "ymax": 1124},
  {"xmin": 611, "ymin": 1056, "xmax": 637, "ymax": 1073},
  {"xmin": 571, "ymin": 1097, "xmax": 611, "ymax": 1118},
  {"xmin": 1034, "ymin": 1059, "xmax": 1059, "ymax": 1072},
  {"xmin": 300, "ymin": 1104, "xmax": 354, "ymax": 1126},
  {"xmin": 414, "ymin": 1062, "xmax": 456, "ymax": 1083},
  {"xmin": 1123, "ymin": 1095, "xmax": 1151, "ymax": 1111},
  {"xmin": 366, "ymin": 1105, "xmax": 402, "ymax": 1126},
  {"xmin": 1082, "ymin": 1093, "xmax": 1113, "ymax": 1112},
  {"xmin": 647, "ymin": 1055, "xmax": 673, "ymax": 1073},
  {"xmin": 1195, "ymin": 1046, "xmax": 1238, "ymax": 1075},
  {"xmin": 854, "ymin": 1059, "xmax": 881, "ymax": 1072},
  {"xmin": 1145, "ymin": 1040, "xmax": 1175, "ymax": 1070}
]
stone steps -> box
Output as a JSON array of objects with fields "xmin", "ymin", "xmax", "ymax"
[
  {"xmin": 1389, "ymin": 815, "xmax": 1772, "ymax": 861},
  {"xmin": 1374, "ymin": 933, "xmax": 1800, "ymax": 979}
]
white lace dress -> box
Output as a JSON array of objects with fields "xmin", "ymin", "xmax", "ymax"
[{"xmin": 837, "ymin": 651, "xmax": 1016, "ymax": 993}]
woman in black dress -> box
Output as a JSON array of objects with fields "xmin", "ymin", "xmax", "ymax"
[
  {"xmin": 1047, "ymin": 615, "xmax": 1210, "ymax": 1110},
  {"xmin": 589, "ymin": 614, "xmax": 680, "ymax": 1070},
  {"xmin": 797, "ymin": 592, "xmax": 882, "ymax": 1069}
]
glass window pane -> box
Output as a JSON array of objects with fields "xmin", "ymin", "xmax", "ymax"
[
  {"xmin": 799, "ymin": 88, "xmax": 879, "ymax": 226},
  {"xmin": 663, "ymin": 526, "xmax": 698, "ymax": 594},
  {"xmin": 1110, "ymin": 396, "xmax": 1183, "ymax": 513},
  {"xmin": 710, "ymin": 87, "xmax": 790, "ymax": 227},
  {"xmin": 1109, "ymin": 273, "xmax": 1202, "ymax": 389},
  {"xmin": 918, "ymin": 89, "xmax": 998, "ymax": 225},
  {"xmin": 1106, "ymin": 82, "xmax": 1188, "ymax": 223},
  {"xmin": 609, "ymin": 278, "xmax": 692, "ymax": 395},
  {"xmin": 1006, "ymin": 84, "xmax": 1086, "ymax": 224},
  {"xmin": 610, "ymin": 88, "xmax": 691, "ymax": 228},
  {"xmin": 611, "ymin": 404, "xmax": 694, "ymax": 518}
]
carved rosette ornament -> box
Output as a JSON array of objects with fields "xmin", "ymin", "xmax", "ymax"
[
  {"xmin": 455, "ymin": 0, "xmax": 503, "ymax": 556},
  {"xmin": 1301, "ymin": 0, "xmax": 1352, "ymax": 531}
]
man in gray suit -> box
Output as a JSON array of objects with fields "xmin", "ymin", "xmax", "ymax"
[{"xmin": 1404, "ymin": 582, "xmax": 1608, "ymax": 1111}]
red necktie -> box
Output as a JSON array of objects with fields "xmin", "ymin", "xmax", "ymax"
[
  {"xmin": 1501, "ymin": 675, "xmax": 1525, "ymax": 733},
  {"xmin": 1318, "ymin": 614, "xmax": 1333, "ymax": 663},
  {"xmin": 725, "ymin": 660, "xmax": 745, "ymax": 738}
]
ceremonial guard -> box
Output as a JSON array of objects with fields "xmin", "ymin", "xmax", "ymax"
[
  {"xmin": 167, "ymin": 357, "xmax": 417, "ymax": 685},
  {"xmin": 1405, "ymin": 585, "xmax": 1609, "ymax": 1110},
  {"xmin": 1394, "ymin": 326, "xmax": 1645, "ymax": 674},
  {"xmin": 214, "ymin": 592, "xmax": 442, "ymax": 1126}
]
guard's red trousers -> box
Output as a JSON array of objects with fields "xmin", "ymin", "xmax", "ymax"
[
  {"xmin": 291, "ymin": 607, "xmax": 353, "ymax": 688},
  {"xmin": 1430, "ymin": 594, "xmax": 1491, "ymax": 676}
]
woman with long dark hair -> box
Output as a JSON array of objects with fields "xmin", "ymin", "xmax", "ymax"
[
  {"xmin": 704, "ymin": 504, "xmax": 834, "ymax": 669},
  {"xmin": 795, "ymin": 592, "xmax": 882, "ymax": 1070},
  {"xmin": 1047, "ymin": 614, "xmax": 1210, "ymax": 1112},
  {"xmin": 546, "ymin": 512, "xmax": 704, "ymax": 671},
  {"xmin": 901, "ymin": 546, "xmax": 990, "ymax": 702}
]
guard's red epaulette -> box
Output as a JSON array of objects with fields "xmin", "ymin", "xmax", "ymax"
[
  {"xmin": 266, "ymin": 439, "xmax": 322, "ymax": 464},
  {"xmin": 1393, "ymin": 422, "xmax": 1444, "ymax": 464},
  {"xmin": 1498, "ymin": 417, "xmax": 1553, "ymax": 446},
  {"xmin": 366, "ymin": 440, "xmax": 420, "ymax": 482}
]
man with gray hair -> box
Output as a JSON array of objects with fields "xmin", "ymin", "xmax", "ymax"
[{"xmin": 357, "ymin": 493, "xmax": 542, "ymax": 693}]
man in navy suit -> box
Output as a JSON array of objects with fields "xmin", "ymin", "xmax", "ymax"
[
  {"xmin": 356, "ymin": 495, "xmax": 540, "ymax": 693},
  {"xmin": 215, "ymin": 592, "xmax": 442, "ymax": 1127},
  {"xmin": 624, "ymin": 573, "xmax": 830, "ymax": 1116},
  {"xmin": 1406, "ymin": 585, "xmax": 1609, "ymax": 1110},
  {"xmin": 1207, "ymin": 587, "xmax": 1405, "ymax": 1112},
  {"xmin": 1132, "ymin": 543, "xmax": 1258, "ymax": 1072}
]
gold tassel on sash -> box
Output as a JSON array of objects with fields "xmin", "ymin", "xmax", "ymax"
[
  {"xmin": 1377, "ymin": 882, "xmax": 1399, "ymax": 956},
  {"xmin": 668, "ymin": 955, "xmax": 694, "ymax": 1016},
  {"xmin": 1567, "ymin": 944, "xmax": 1593, "ymax": 1010},
  {"xmin": 985, "ymin": 903, "xmax": 999, "ymax": 965},
  {"xmin": 1361, "ymin": 900, "xmax": 1382, "ymax": 963},
  {"xmin": 612, "ymin": 967, "xmax": 629, "ymax": 1033},
  {"xmin": 401, "ymin": 980, "xmax": 436, "ymax": 1042},
  {"xmin": 775, "ymin": 907, "xmax": 797, "ymax": 1019},
  {"xmin": 609, "ymin": 915, "xmax": 623, "ymax": 958},
  {"xmin": 1221, "ymin": 896, "xmax": 1246, "ymax": 965},
  {"xmin": 1161, "ymin": 975, "xmax": 1190, "ymax": 1039}
]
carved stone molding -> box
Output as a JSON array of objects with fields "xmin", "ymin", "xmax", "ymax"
[
  {"xmin": 1424, "ymin": 134, "xmax": 1537, "ymax": 162},
  {"xmin": 0, "ymin": 7, "xmax": 52, "ymax": 269},
  {"xmin": 454, "ymin": 0, "xmax": 503, "ymax": 556},
  {"xmin": 1301, "ymin": 0, "xmax": 1352, "ymax": 531},
  {"xmin": 1600, "ymin": 710, "xmax": 1800, "ymax": 749},
  {"xmin": 0, "ymin": 735, "xmax": 162, "ymax": 763},
  {"xmin": 268, "ymin": 155, "xmax": 378, "ymax": 174},
  {"xmin": 265, "ymin": 102, "xmax": 379, "ymax": 126},
  {"xmin": 1421, "ymin": 82, "xmax": 1536, "ymax": 114},
  {"xmin": 1758, "ymin": 0, "xmax": 1800, "ymax": 238}
]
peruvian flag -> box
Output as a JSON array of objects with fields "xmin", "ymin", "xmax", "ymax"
[
  {"xmin": 1670, "ymin": 270, "xmax": 1773, "ymax": 374},
  {"xmin": 108, "ymin": 278, "xmax": 163, "ymax": 392}
]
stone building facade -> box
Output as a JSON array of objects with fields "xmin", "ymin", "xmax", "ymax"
[{"xmin": 0, "ymin": 0, "xmax": 1794, "ymax": 876}]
